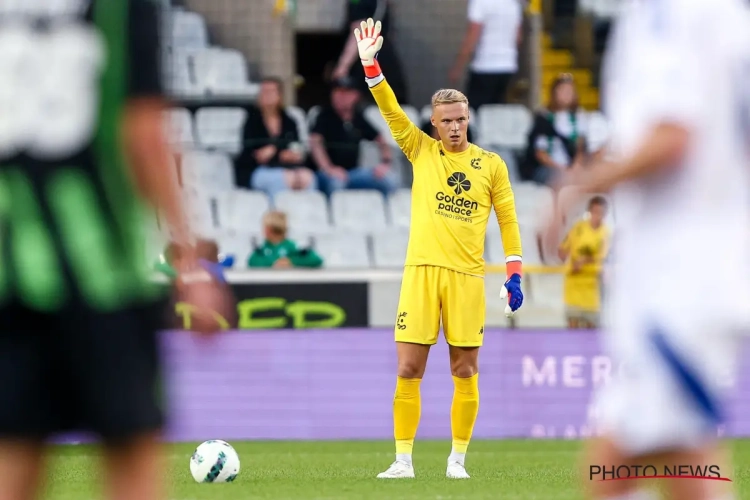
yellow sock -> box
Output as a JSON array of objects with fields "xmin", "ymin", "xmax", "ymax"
[
  {"xmin": 451, "ymin": 374, "xmax": 479, "ymax": 455},
  {"xmin": 394, "ymin": 376, "xmax": 422, "ymax": 456}
]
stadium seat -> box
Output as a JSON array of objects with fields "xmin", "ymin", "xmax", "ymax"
[
  {"xmin": 357, "ymin": 140, "xmax": 381, "ymax": 169},
  {"xmin": 313, "ymin": 232, "xmax": 371, "ymax": 268},
  {"xmin": 330, "ymin": 190, "xmax": 388, "ymax": 232},
  {"xmin": 589, "ymin": 0, "xmax": 623, "ymax": 18},
  {"xmin": 478, "ymin": 105, "xmax": 533, "ymax": 151},
  {"xmin": 274, "ymin": 191, "xmax": 332, "ymax": 234},
  {"xmin": 164, "ymin": 108, "xmax": 195, "ymax": 149},
  {"xmin": 586, "ymin": 111, "xmax": 609, "ymax": 153},
  {"xmin": 285, "ymin": 106, "xmax": 310, "ymax": 151},
  {"xmin": 216, "ymin": 230, "xmax": 254, "ymax": 267},
  {"xmin": 181, "ymin": 185, "xmax": 217, "ymax": 236},
  {"xmin": 520, "ymin": 226, "xmax": 543, "ymax": 265},
  {"xmin": 512, "ymin": 182, "xmax": 555, "ymax": 227},
  {"xmin": 363, "ymin": 106, "xmax": 392, "ymax": 144},
  {"xmin": 192, "ymin": 48, "xmax": 260, "ymax": 99},
  {"xmin": 194, "ymin": 107, "xmax": 247, "ymax": 156},
  {"xmin": 388, "ymin": 189, "xmax": 411, "ymax": 229},
  {"xmin": 169, "ymin": 9, "xmax": 208, "ymax": 51},
  {"xmin": 164, "ymin": 51, "xmax": 202, "ymax": 97},
  {"xmin": 216, "ymin": 189, "xmax": 270, "ymax": 236},
  {"xmin": 181, "ymin": 150, "xmax": 235, "ymax": 192},
  {"xmin": 371, "ymin": 230, "xmax": 409, "ymax": 268}
]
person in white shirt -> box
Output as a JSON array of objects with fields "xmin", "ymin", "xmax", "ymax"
[
  {"xmin": 545, "ymin": 0, "xmax": 750, "ymax": 499},
  {"xmin": 449, "ymin": 0, "xmax": 523, "ymax": 107}
]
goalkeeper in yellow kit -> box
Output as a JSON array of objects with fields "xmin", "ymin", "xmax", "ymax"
[{"xmin": 352, "ymin": 19, "xmax": 524, "ymax": 479}]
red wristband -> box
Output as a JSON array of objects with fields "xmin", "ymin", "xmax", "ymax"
[
  {"xmin": 363, "ymin": 60, "xmax": 382, "ymax": 79},
  {"xmin": 506, "ymin": 260, "xmax": 522, "ymax": 278}
]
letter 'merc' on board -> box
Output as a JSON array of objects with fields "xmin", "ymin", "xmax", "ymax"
[{"xmin": 522, "ymin": 356, "xmax": 627, "ymax": 388}]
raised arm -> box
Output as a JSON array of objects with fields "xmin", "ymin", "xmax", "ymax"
[{"xmin": 354, "ymin": 18, "xmax": 427, "ymax": 163}]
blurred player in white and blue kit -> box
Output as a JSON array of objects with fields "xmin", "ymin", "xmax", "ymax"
[{"xmin": 546, "ymin": 0, "xmax": 750, "ymax": 498}]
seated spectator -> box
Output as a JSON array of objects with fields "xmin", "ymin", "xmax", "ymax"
[
  {"xmin": 248, "ymin": 211, "xmax": 323, "ymax": 269},
  {"xmin": 309, "ymin": 77, "xmax": 399, "ymax": 197},
  {"xmin": 241, "ymin": 77, "xmax": 317, "ymax": 198},
  {"xmin": 522, "ymin": 74, "xmax": 587, "ymax": 186},
  {"xmin": 558, "ymin": 196, "xmax": 610, "ymax": 329}
]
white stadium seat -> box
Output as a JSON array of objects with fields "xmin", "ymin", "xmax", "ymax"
[
  {"xmin": 274, "ymin": 191, "xmax": 332, "ymax": 234},
  {"xmin": 388, "ymin": 188, "xmax": 411, "ymax": 229},
  {"xmin": 164, "ymin": 51, "xmax": 202, "ymax": 97},
  {"xmin": 170, "ymin": 10, "xmax": 208, "ymax": 51},
  {"xmin": 216, "ymin": 189, "xmax": 270, "ymax": 236},
  {"xmin": 180, "ymin": 150, "xmax": 235, "ymax": 192},
  {"xmin": 194, "ymin": 107, "xmax": 248, "ymax": 156},
  {"xmin": 478, "ymin": 104, "xmax": 533, "ymax": 150},
  {"xmin": 371, "ymin": 230, "xmax": 410, "ymax": 268},
  {"xmin": 313, "ymin": 232, "xmax": 371, "ymax": 269},
  {"xmin": 512, "ymin": 182, "xmax": 555, "ymax": 227},
  {"xmin": 164, "ymin": 108, "xmax": 194, "ymax": 149},
  {"xmin": 331, "ymin": 190, "xmax": 388, "ymax": 232},
  {"xmin": 192, "ymin": 48, "xmax": 260, "ymax": 99},
  {"xmin": 586, "ymin": 111, "xmax": 610, "ymax": 153},
  {"xmin": 216, "ymin": 231, "xmax": 254, "ymax": 267}
]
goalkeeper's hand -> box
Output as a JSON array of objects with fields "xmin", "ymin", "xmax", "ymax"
[
  {"xmin": 499, "ymin": 273, "xmax": 524, "ymax": 318},
  {"xmin": 354, "ymin": 18, "xmax": 384, "ymax": 79}
]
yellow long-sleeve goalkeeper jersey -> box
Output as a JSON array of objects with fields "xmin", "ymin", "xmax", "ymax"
[{"xmin": 370, "ymin": 79, "xmax": 522, "ymax": 277}]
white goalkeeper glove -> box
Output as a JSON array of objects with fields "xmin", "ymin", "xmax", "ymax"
[{"xmin": 354, "ymin": 18, "xmax": 384, "ymax": 80}]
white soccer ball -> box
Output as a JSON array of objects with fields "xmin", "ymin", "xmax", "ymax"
[{"xmin": 189, "ymin": 440, "xmax": 240, "ymax": 483}]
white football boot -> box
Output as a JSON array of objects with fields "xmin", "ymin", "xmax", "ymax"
[
  {"xmin": 446, "ymin": 460, "xmax": 470, "ymax": 479},
  {"xmin": 376, "ymin": 460, "xmax": 415, "ymax": 479}
]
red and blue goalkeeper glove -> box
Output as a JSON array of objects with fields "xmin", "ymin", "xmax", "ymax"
[{"xmin": 499, "ymin": 261, "xmax": 523, "ymax": 317}]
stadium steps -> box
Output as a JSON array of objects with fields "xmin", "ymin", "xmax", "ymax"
[{"xmin": 539, "ymin": 46, "xmax": 600, "ymax": 110}]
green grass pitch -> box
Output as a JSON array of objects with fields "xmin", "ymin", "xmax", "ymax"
[{"xmin": 41, "ymin": 440, "xmax": 750, "ymax": 499}]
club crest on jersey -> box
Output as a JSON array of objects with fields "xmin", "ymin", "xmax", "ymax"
[
  {"xmin": 470, "ymin": 158, "xmax": 481, "ymax": 170},
  {"xmin": 447, "ymin": 172, "xmax": 471, "ymax": 195}
]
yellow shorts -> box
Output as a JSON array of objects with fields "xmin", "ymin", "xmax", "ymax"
[{"xmin": 394, "ymin": 265, "xmax": 486, "ymax": 347}]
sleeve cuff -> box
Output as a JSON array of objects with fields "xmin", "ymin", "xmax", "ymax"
[{"xmin": 506, "ymin": 258, "xmax": 522, "ymax": 278}]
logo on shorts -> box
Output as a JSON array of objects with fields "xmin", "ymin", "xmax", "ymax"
[
  {"xmin": 479, "ymin": 326, "xmax": 484, "ymax": 335},
  {"xmin": 470, "ymin": 158, "xmax": 481, "ymax": 170},
  {"xmin": 447, "ymin": 172, "xmax": 471, "ymax": 195},
  {"xmin": 397, "ymin": 311, "xmax": 407, "ymax": 330}
]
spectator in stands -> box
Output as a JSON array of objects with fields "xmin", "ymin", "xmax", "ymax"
[
  {"xmin": 248, "ymin": 211, "xmax": 324, "ymax": 269},
  {"xmin": 331, "ymin": 0, "xmax": 408, "ymax": 104},
  {"xmin": 449, "ymin": 0, "xmax": 524, "ymax": 107},
  {"xmin": 558, "ymin": 196, "xmax": 610, "ymax": 329},
  {"xmin": 309, "ymin": 77, "xmax": 399, "ymax": 197},
  {"xmin": 524, "ymin": 73, "xmax": 587, "ymax": 186},
  {"xmin": 238, "ymin": 77, "xmax": 317, "ymax": 198}
]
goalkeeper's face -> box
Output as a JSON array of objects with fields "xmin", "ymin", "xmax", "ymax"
[{"xmin": 432, "ymin": 103, "xmax": 470, "ymax": 149}]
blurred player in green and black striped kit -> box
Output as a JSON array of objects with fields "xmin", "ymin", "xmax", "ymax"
[{"xmin": 0, "ymin": 1, "xmax": 233, "ymax": 499}]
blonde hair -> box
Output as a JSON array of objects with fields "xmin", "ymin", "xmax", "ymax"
[
  {"xmin": 431, "ymin": 88, "xmax": 469, "ymax": 108},
  {"xmin": 263, "ymin": 210, "xmax": 288, "ymax": 235}
]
